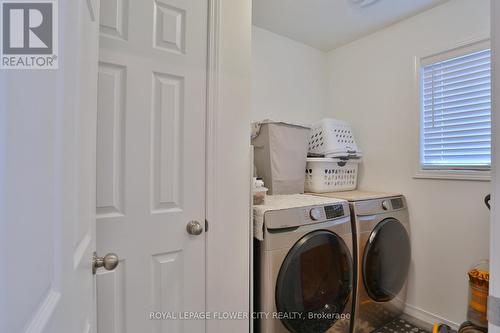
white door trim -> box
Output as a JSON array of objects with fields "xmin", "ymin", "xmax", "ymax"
[
  {"xmin": 206, "ymin": 0, "xmax": 220, "ymax": 228},
  {"xmin": 490, "ymin": 1, "xmax": 500, "ymax": 332},
  {"xmin": 205, "ymin": 0, "xmax": 252, "ymax": 332},
  {"xmin": 206, "ymin": 0, "xmax": 219, "ymax": 322}
]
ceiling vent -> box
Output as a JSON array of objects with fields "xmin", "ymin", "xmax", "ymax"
[{"xmin": 348, "ymin": 0, "xmax": 380, "ymax": 7}]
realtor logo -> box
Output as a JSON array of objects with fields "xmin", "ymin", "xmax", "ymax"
[{"xmin": 1, "ymin": 1, "xmax": 58, "ymax": 69}]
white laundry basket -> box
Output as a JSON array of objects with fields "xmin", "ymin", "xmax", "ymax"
[
  {"xmin": 308, "ymin": 119, "xmax": 362, "ymax": 158},
  {"xmin": 305, "ymin": 158, "xmax": 359, "ymax": 193}
]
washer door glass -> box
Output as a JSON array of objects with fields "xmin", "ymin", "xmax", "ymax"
[
  {"xmin": 276, "ymin": 230, "xmax": 353, "ymax": 333},
  {"xmin": 363, "ymin": 218, "xmax": 411, "ymax": 302}
]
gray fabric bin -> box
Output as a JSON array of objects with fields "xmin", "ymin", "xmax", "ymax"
[{"xmin": 252, "ymin": 122, "xmax": 310, "ymax": 195}]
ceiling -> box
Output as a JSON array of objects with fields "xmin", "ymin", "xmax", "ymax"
[{"xmin": 252, "ymin": 0, "xmax": 449, "ymax": 51}]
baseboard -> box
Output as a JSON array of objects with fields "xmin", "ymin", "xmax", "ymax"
[{"xmin": 404, "ymin": 303, "xmax": 461, "ymax": 330}]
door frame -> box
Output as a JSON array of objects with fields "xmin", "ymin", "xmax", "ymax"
[
  {"xmin": 205, "ymin": 0, "xmax": 252, "ymax": 332},
  {"xmin": 490, "ymin": 1, "xmax": 500, "ymax": 332}
]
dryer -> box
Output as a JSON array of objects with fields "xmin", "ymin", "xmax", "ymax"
[
  {"xmin": 313, "ymin": 191, "xmax": 411, "ymax": 333},
  {"xmin": 254, "ymin": 194, "xmax": 354, "ymax": 333}
]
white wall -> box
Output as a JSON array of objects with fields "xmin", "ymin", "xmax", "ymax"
[
  {"xmin": 252, "ymin": 26, "xmax": 327, "ymax": 124},
  {"xmin": 326, "ymin": 0, "xmax": 490, "ymax": 326}
]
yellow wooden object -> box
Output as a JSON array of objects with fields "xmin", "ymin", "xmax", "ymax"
[{"xmin": 467, "ymin": 266, "xmax": 489, "ymax": 327}]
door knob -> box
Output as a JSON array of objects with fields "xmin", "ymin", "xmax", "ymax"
[
  {"xmin": 92, "ymin": 252, "xmax": 119, "ymax": 275},
  {"xmin": 186, "ymin": 220, "xmax": 203, "ymax": 235}
]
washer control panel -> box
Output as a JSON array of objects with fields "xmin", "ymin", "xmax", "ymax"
[
  {"xmin": 264, "ymin": 200, "xmax": 349, "ymax": 229},
  {"xmin": 324, "ymin": 204, "xmax": 345, "ymax": 219},
  {"xmin": 303, "ymin": 204, "xmax": 346, "ymax": 223}
]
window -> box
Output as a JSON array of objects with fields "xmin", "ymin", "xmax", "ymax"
[{"xmin": 419, "ymin": 42, "xmax": 491, "ymax": 173}]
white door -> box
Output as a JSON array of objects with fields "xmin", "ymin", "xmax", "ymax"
[
  {"xmin": 0, "ymin": 1, "xmax": 100, "ymax": 333},
  {"xmin": 96, "ymin": 0, "xmax": 207, "ymax": 332}
]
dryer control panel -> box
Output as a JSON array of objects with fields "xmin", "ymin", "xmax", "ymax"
[{"xmin": 354, "ymin": 195, "xmax": 406, "ymax": 216}]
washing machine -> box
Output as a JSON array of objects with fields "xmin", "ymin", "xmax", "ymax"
[
  {"xmin": 312, "ymin": 191, "xmax": 411, "ymax": 333},
  {"xmin": 254, "ymin": 194, "xmax": 354, "ymax": 333}
]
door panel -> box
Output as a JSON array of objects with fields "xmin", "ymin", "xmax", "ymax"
[
  {"xmin": 96, "ymin": 62, "xmax": 126, "ymax": 218},
  {"xmin": 96, "ymin": 0, "xmax": 207, "ymax": 332},
  {"xmin": 0, "ymin": 1, "xmax": 100, "ymax": 332},
  {"xmin": 276, "ymin": 230, "xmax": 353, "ymax": 333},
  {"xmin": 362, "ymin": 218, "xmax": 411, "ymax": 302},
  {"xmin": 151, "ymin": 71, "xmax": 184, "ymax": 213}
]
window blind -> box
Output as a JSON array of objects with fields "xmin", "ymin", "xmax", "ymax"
[{"xmin": 421, "ymin": 48, "xmax": 491, "ymax": 169}]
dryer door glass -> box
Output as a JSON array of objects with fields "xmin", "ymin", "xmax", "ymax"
[
  {"xmin": 276, "ymin": 230, "xmax": 353, "ymax": 333},
  {"xmin": 363, "ymin": 218, "xmax": 411, "ymax": 302}
]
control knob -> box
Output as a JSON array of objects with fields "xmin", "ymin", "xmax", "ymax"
[{"xmin": 309, "ymin": 207, "xmax": 322, "ymax": 221}]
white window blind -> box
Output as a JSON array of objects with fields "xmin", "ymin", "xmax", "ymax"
[{"xmin": 420, "ymin": 46, "xmax": 491, "ymax": 170}]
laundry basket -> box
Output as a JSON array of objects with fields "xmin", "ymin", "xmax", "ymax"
[
  {"xmin": 308, "ymin": 119, "xmax": 362, "ymax": 158},
  {"xmin": 305, "ymin": 158, "xmax": 359, "ymax": 193},
  {"xmin": 252, "ymin": 121, "xmax": 310, "ymax": 195}
]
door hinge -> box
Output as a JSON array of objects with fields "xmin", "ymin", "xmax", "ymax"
[{"xmin": 205, "ymin": 219, "xmax": 209, "ymax": 233}]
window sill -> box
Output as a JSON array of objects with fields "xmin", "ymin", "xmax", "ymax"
[{"xmin": 413, "ymin": 169, "xmax": 491, "ymax": 181}]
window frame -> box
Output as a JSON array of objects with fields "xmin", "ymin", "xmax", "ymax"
[{"xmin": 414, "ymin": 38, "xmax": 491, "ymax": 181}]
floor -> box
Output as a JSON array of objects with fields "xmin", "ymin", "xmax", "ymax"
[{"xmin": 374, "ymin": 316, "xmax": 433, "ymax": 333}]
